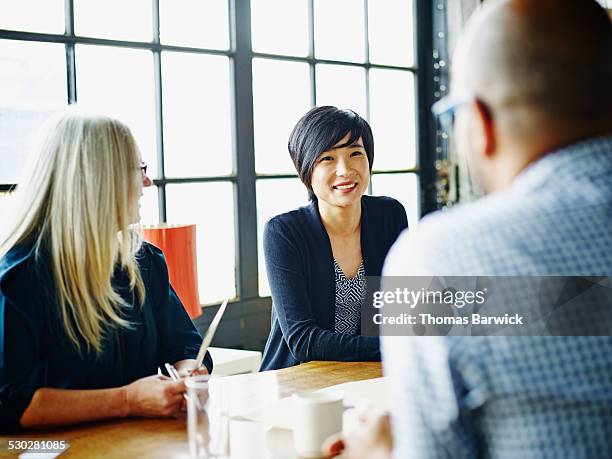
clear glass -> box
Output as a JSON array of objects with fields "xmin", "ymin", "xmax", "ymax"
[
  {"xmin": 369, "ymin": 69, "xmax": 416, "ymax": 171},
  {"xmin": 76, "ymin": 45, "xmax": 158, "ymax": 178},
  {"xmin": 159, "ymin": 0, "xmax": 229, "ymax": 50},
  {"xmin": 162, "ymin": 52, "xmax": 232, "ymax": 178},
  {"xmin": 256, "ymin": 178, "xmax": 309, "ymax": 296},
  {"xmin": 0, "ymin": 40, "xmax": 67, "ymax": 183},
  {"xmin": 166, "ymin": 182, "xmax": 236, "ymax": 304},
  {"xmin": 314, "ymin": 0, "xmax": 366, "ymax": 63},
  {"xmin": 368, "ymin": 0, "xmax": 414, "ymax": 67},
  {"xmin": 186, "ymin": 375, "xmax": 211, "ymax": 459},
  {"xmin": 0, "ymin": 0, "xmax": 64, "ymax": 33},
  {"xmin": 370, "ymin": 173, "xmax": 420, "ymax": 228},
  {"xmin": 251, "ymin": 0, "xmax": 309, "ymax": 56},
  {"xmin": 186, "ymin": 375, "xmax": 230, "ymax": 459},
  {"xmin": 74, "ymin": 0, "xmax": 152, "ymax": 42},
  {"xmin": 252, "ymin": 58, "xmax": 311, "ymax": 174},
  {"xmin": 315, "ymin": 64, "xmax": 367, "ymax": 117},
  {"xmin": 138, "ymin": 185, "xmax": 159, "ymax": 225}
]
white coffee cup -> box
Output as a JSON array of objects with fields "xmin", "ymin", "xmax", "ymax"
[{"xmin": 292, "ymin": 392, "xmax": 345, "ymax": 458}]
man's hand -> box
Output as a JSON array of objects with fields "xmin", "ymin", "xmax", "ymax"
[{"xmin": 324, "ymin": 412, "xmax": 392, "ymax": 459}]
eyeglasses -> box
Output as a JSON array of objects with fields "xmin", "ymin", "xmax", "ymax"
[
  {"xmin": 140, "ymin": 162, "xmax": 148, "ymax": 176},
  {"xmin": 431, "ymin": 95, "xmax": 472, "ymax": 132}
]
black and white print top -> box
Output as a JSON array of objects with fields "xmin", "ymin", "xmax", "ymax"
[{"xmin": 333, "ymin": 259, "xmax": 366, "ymax": 335}]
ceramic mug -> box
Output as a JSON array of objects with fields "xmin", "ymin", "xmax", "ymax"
[{"xmin": 292, "ymin": 392, "xmax": 345, "ymax": 458}]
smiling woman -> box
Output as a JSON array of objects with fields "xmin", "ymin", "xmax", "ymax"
[
  {"xmin": 260, "ymin": 106, "xmax": 409, "ymax": 371},
  {"xmin": 311, "ymin": 133, "xmax": 371, "ymax": 210}
]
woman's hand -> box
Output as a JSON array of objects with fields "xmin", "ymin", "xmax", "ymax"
[
  {"xmin": 173, "ymin": 359, "xmax": 209, "ymax": 378},
  {"xmin": 171, "ymin": 359, "xmax": 209, "ymax": 412},
  {"xmin": 124, "ymin": 375, "xmax": 186, "ymax": 417}
]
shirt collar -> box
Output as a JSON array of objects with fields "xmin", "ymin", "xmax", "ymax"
[
  {"xmin": 0, "ymin": 245, "xmax": 34, "ymax": 285},
  {"xmin": 512, "ymin": 134, "xmax": 612, "ymax": 193}
]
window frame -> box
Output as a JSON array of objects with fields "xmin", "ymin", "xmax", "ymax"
[{"xmin": 0, "ymin": 0, "xmax": 438, "ymax": 344}]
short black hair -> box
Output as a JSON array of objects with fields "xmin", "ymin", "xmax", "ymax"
[{"xmin": 288, "ymin": 106, "xmax": 374, "ymax": 201}]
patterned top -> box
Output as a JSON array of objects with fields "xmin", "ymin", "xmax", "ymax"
[
  {"xmin": 382, "ymin": 136, "xmax": 612, "ymax": 458},
  {"xmin": 333, "ymin": 259, "xmax": 365, "ymax": 335}
]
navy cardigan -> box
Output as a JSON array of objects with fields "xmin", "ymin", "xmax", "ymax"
[
  {"xmin": 260, "ymin": 195, "xmax": 408, "ymax": 371},
  {"xmin": 0, "ymin": 242, "xmax": 213, "ymax": 433}
]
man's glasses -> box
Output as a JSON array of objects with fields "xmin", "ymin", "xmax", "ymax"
[{"xmin": 431, "ymin": 96, "xmax": 472, "ymax": 132}]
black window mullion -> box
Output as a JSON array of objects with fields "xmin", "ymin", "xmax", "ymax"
[
  {"xmin": 363, "ymin": 0, "xmax": 371, "ymax": 64},
  {"xmin": 364, "ymin": 0, "xmax": 373, "ymax": 195},
  {"xmin": 363, "ymin": 0, "xmax": 372, "ymax": 124},
  {"xmin": 152, "ymin": 0, "xmax": 167, "ymax": 222},
  {"xmin": 415, "ymin": 0, "xmax": 437, "ymax": 217},
  {"xmin": 231, "ymin": 0, "xmax": 258, "ymax": 300},
  {"xmin": 310, "ymin": 63, "xmax": 317, "ymax": 107},
  {"xmin": 65, "ymin": 0, "xmax": 77, "ymax": 104},
  {"xmin": 308, "ymin": 0, "xmax": 316, "ymax": 106}
]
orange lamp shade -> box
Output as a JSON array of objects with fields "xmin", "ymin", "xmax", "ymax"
[{"xmin": 139, "ymin": 224, "xmax": 202, "ymax": 319}]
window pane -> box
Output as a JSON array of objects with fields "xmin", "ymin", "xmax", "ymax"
[
  {"xmin": 314, "ymin": 0, "xmax": 365, "ymax": 63},
  {"xmin": 76, "ymin": 45, "xmax": 158, "ymax": 178},
  {"xmin": 369, "ymin": 69, "xmax": 416, "ymax": 170},
  {"xmin": 0, "ymin": 40, "xmax": 67, "ymax": 183},
  {"xmin": 74, "ymin": 0, "xmax": 152, "ymax": 42},
  {"xmin": 162, "ymin": 52, "xmax": 232, "ymax": 177},
  {"xmin": 251, "ymin": 0, "xmax": 309, "ymax": 57},
  {"xmin": 138, "ymin": 185, "xmax": 159, "ymax": 225},
  {"xmin": 256, "ymin": 178, "xmax": 309, "ymax": 296},
  {"xmin": 0, "ymin": 192, "xmax": 16, "ymax": 231},
  {"xmin": 159, "ymin": 0, "xmax": 229, "ymax": 50},
  {"xmin": 253, "ymin": 58, "xmax": 311, "ymax": 174},
  {"xmin": 315, "ymin": 64, "xmax": 367, "ymax": 116},
  {"xmin": 370, "ymin": 173, "xmax": 420, "ymax": 228},
  {"xmin": 368, "ymin": 0, "xmax": 414, "ymax": 67},
  {"xmin": 166, "ymin": 182, "xmax": 236, "ymax": 304},
  {"xmin": 0, "ymin": 0, "xmax": 64, "ymax": 33}
]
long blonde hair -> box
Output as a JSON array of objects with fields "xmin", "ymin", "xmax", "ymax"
[{"xmin": 0, "ymin": 108, "xmax": 145, "ymax": 355}]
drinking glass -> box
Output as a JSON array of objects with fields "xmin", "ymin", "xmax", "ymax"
[{"xmin": 186, "ymin": 375, "xmax": 229, "ymax": 458}]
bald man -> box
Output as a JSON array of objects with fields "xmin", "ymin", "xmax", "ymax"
[{"xmin": 329, "ymin": 0, "xmax": 612, "ymax": 458}]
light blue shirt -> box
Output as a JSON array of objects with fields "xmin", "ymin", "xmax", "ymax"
[{"xmin": 382, "ymin": 135, "xmax": 612, "ymax": 458}]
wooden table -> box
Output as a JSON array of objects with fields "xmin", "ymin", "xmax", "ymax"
[{"xmin": 0, "ymin": 361, "xmax": 381, "ymax": 458}]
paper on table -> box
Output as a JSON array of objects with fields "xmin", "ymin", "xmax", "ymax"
[
  {"xmin": 20, "ymin": 449, "xmax": 68, "ymax": 459},
  {"xmin": 239, "ymin": 377, "xmax": 389, "ymax": 430}
]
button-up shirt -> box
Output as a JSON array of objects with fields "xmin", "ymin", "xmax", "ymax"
[{"xmin": 383, "ymin": 135, "xmax": 612, "ymax": 458}]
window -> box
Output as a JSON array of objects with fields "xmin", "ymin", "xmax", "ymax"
[
  {"xmin": 0, "ymin": 0, "xmax": 236, "ymax": 305},
  {"xmin": 251, "ymin": 0, "xmax": 421, "ymax": 295},
  {"xmin": 0, "ymin": 39, "xmax": 66, "ymax": 183},
  {"xmin": 0, "ymin": 1, "xmax": 430, "ymax": 320}
]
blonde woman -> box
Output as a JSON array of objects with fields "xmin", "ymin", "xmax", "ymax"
[{"xmin": 0, "ymin": 109, "xmax": 212, "ymax": 433}]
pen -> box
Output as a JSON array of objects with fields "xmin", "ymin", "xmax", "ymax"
[
  {"xmin": 164, "ymin": 362, "xmax": 196, "ymax": 407},
  {"xmin": 165, "ymin": 363, "xmax": 180, "ymax": 380}
]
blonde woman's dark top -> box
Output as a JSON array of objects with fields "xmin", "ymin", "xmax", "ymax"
[{"xmin": 0, "ymin": 242, "xmax": 213, "ymax": 433}]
